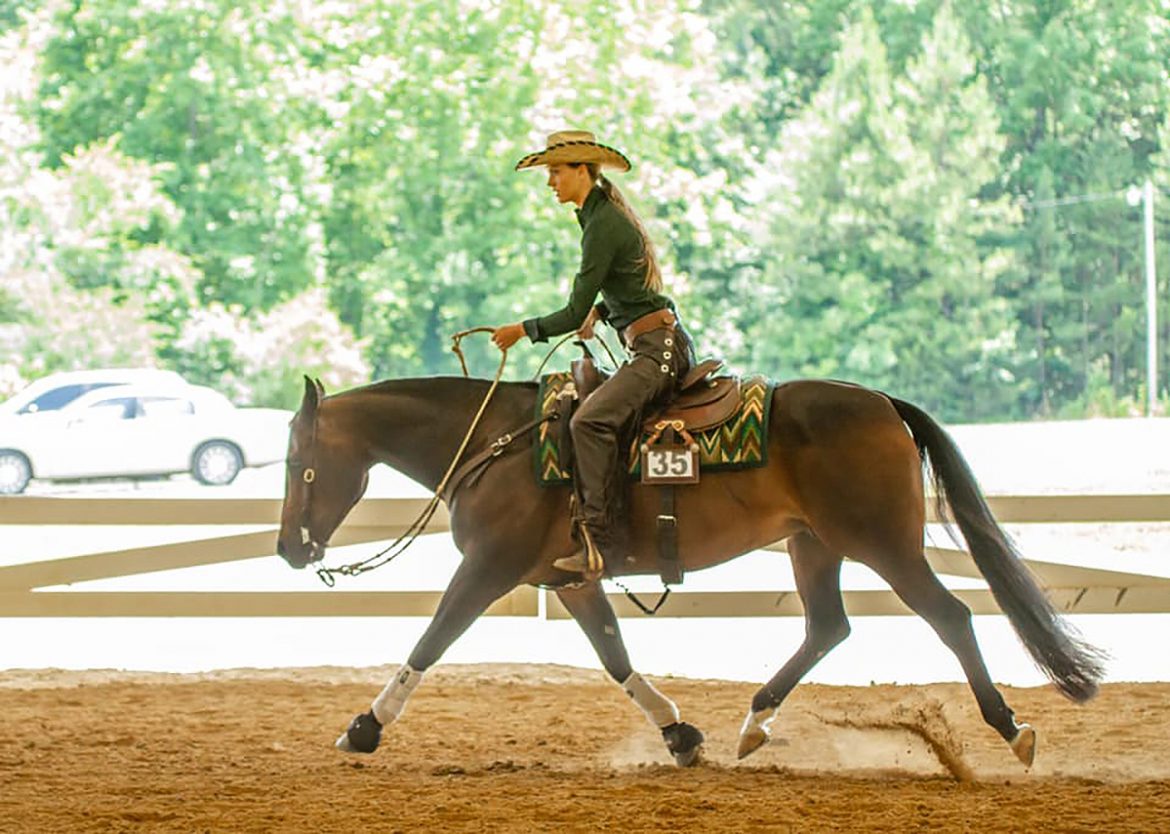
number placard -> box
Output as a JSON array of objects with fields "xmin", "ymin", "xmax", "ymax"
[{"xmin": 640, "ymin": 444, "xmax": 699, "ymax": 485}]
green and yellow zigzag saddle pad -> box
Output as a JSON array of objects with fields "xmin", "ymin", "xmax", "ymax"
[{"xmin": 534, "ymin": 373, "xmax": 775, "ymax": 486}]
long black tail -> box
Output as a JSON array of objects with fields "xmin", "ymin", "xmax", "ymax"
[{"xmin": 889, "ymin": 397, "xmax": 1107, "ymax": 702}]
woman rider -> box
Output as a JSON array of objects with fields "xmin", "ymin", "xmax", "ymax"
[{"xmin": 492, "ymin": 130, "xmax": 694, "ymax": 577}]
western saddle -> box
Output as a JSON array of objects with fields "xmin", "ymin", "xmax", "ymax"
[{"xmin": 571, "ymin": 356, "xmax": 738, "ymax": 433}]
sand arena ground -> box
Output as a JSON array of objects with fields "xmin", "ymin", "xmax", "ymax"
[{"xmin": 1, "ymin": 663, "xmax": 1167, "ymax": 833}]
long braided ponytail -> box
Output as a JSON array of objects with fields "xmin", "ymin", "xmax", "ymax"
[{"xmin": 583, "ymin": 164, "xmax": 663, "ymax": 293}]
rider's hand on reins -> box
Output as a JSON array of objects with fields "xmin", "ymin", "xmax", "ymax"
[
  {"xmin": 577, "ymin": 307, "xmax": 600, "ymax": 340},
  {"xmin": 492, "ymin": 322, "xmax": 525, "ymax": 351}
]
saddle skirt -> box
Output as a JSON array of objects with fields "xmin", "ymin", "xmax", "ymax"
[
  {"xmin": 534, "ymin": 368, "xmax": 776, "ymax": 486},
  {"xmin": 651, "ymin": 373, "xmax": 739, "ymax": 433}
]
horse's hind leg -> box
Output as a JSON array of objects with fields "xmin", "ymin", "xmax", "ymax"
[
  {"xmin": 872, "ymin": 552, "xmax": 1037, "ymax": 766},
  {"xmin": 556, "ymin": 582, "xmax": 705, "ymax": 767},
  {"xmin": 738, "ymin": 532, "xmax": 850, "ymax": 759}
]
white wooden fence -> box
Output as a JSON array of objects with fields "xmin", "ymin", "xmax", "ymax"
[{"xmin": 2, "ymin": 494, "xmax": 1170, "ymax": 618}]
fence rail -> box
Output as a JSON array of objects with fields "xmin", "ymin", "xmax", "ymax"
[{"xmin": 3, "ymin": 494, "xmax": 1169, "ymax": 617}]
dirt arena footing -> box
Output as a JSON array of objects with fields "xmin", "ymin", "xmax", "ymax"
[{"xmin": 1, "ymin": 664, "xmax": 1167, "ymax": 833}]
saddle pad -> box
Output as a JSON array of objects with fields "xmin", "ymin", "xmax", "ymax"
[{"xmin": 534, "ymin": 372, "xmax": 775, "ymax": 486}]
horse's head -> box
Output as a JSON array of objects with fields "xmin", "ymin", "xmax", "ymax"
[{"xmin": 277, "ymin": 376, "xmax": 370, "ymax": 569}]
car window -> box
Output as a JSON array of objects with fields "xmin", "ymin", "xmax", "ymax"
[
  {"xmin": 139, "ymin": 397, "xmax": 195, "ymax": 418},
  {"xmin": 79, "ymin": 397, "xmax": 137, "ymax": 422},
  {"xmin": 21, "ymin": 382, "xmax": 119, "ymax": 414}
]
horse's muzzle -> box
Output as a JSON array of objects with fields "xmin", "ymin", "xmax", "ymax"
[{"xmin": 276, "ymin": 536, "xmax": 325, "ymax": 570}]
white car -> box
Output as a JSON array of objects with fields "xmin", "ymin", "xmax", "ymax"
[
  {"xmin": 0, "ymin": 383, "xmax": 292, "ymax": 493},
  {"xmin": 0, "ymin": 368, "xmax": 188, "ymax": 416}
]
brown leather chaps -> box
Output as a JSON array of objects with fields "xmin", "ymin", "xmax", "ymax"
[{"xmin": 569, "ymin": 317, "xmax": 694, "ymax": 554}]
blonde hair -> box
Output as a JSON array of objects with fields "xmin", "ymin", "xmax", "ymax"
[{"xmin": 582, "ymin": 163, "xmax": 663, "ymax": 293}]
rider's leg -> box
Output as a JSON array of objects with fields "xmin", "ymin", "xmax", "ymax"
[{"xmin": 556, "ymin": 328, "xmax": 684, "ymax": 574}]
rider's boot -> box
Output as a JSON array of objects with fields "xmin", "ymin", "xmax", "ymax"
[{"xmin": 553, "ymin": 521, "xmax": 607, "ymax": 580}]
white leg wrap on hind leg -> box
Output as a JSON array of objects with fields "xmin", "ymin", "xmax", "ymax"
[
  {"xmin": 372, "ymin": 665, "xmax": 424, "ymax": 725},
  {"xmin": 621, "ymin": 672, "xmax": 680, "ymax": 728}
]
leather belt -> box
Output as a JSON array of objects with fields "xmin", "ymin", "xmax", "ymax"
[{"xmin": 622, "ymin": 308, "xmax": 676, "ymax": 348}]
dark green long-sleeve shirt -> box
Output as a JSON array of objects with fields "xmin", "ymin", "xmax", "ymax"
[{"xmin": 522, "ymin": 186, "xmax": 669, "ymax": 342}]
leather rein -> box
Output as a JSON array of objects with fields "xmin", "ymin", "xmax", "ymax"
[{"xmin": 306, "ymin": 328, "xmax": 566, "ymax": 586}]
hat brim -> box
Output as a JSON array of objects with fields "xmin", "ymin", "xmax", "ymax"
[{"xmin": 515, "ymin": 141, "xmax": 631, "ymax": 172}]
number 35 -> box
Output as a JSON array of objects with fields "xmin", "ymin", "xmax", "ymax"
[{"xmin": 650, "ymin": 450, "xmax": 692, "ymax": 477}]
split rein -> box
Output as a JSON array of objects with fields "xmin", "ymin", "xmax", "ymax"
[{"xmin": 313, "ymin": 327, "xmax": 570, "ymax": 586}]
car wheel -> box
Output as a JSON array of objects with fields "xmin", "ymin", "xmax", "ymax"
[
  {"xmin": 0, "ymin": 450, "xmax": 31, "ymax": 494},
  {"xmin": 192, "ymin": 441, "xmax": 243, "ymax": 486}
]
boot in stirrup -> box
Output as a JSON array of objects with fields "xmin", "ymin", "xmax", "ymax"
[{"xmin": 553, "ymin": 522, "xmax": 606, "ymax": 580}]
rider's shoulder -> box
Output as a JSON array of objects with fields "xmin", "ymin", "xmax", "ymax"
[{"xmin": 592, "ymin": 197, "xmax": 636, "ymax": 237}]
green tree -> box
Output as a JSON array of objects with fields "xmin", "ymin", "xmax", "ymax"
[
  {"xmin": 312, "ymin": 0, "xmax": 755, "ymax": 379},
  {"xmin": 0, "ymin": 8, "xmax": 191, "ymax": 391},
  {"xmin": 171, "ymin": 289, "xmax": 368, "ymax": 407},
  {"xmin": 24, "ymin": 0, "xmax": 759, "ymax": 386},
  {"xmin": 709, "ymin": 0, "xmax": 1170, "ymax": 418},
  {"xmin": 956, "ymin": 0, "xmax": 1170, "ymax": 413},
  {"xmin": 17, "ymin": 0, "xmax": 1165, "ymax": 420},
  {"xmin": 36, "ymin": 0, "xmax": 324, "ymax": 310},
  {"xmin": 745, "ymin": 5, "xmax": 1020, "ymax": 420},
  {"xmin": 0, "ymin": 0, "xmax": 41, "ymax": 35}
]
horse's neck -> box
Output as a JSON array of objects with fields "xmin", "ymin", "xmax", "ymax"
[{"xmin": 332, "ymin": 377, "xmax": 533, "ymax": 493}]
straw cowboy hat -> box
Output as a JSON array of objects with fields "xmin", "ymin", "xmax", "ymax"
[{"xmin": 514, "ymin": 130, "xmax": 631, "ymax": 172}]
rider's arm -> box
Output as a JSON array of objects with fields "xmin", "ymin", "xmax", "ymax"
[{"xmin": 522, "ymin": 221, "xmax": 617, "ymax": 343}]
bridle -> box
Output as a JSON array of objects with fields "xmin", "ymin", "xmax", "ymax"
[
  {"xmin": 293, "ymin": 401, "xmax": 324, "ymax": 566},
  {"xmin": 292, "ymin": 386, "xmax": 442, "ymax": 587}
]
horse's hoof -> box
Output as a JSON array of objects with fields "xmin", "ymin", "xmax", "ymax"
[
  {"xmin": 335, "ymin": 730, "xmax": 357, "ymax": 753},
  {"xmin": 737, "ymin": 709, "xmax": 773, "ymax": 760},
  {"xmin": 662, "ymin": 722, "xmax": 705, "ymax": 768},
  {"xmin": 1010, "ymin": 723, "xmax": 1036, "ymax": 768},
  {"xmin": 737, "ymin": 726, "xmax": 768, "ymax": 760},
  {"xmin": 336, "ymin": 711, "xmax": 382, "ymax": 755}
]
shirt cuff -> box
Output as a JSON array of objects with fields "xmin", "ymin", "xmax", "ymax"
[{"xmin": 522, "ymin": 318, "xmax": 545, "ymax": 343}]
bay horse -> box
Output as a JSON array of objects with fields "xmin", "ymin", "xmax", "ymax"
[{"xmin": 276, "ymin": 374, "xmax": 1105, "ymax": 770}]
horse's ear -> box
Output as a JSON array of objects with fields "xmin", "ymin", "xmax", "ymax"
[
  {"xmin": 301, "ymin": 375, "xmax": 320, "ymax": 417},
  {"xmin": 314, "ymin": 377, "xmax": 326, "ymax": 399}
]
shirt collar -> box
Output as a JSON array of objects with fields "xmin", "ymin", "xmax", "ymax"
[{"xmin": 575, "ymin": 186, "xmax": 605, "ymax": 229}]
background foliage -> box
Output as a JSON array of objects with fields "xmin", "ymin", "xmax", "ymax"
[{"xmin": 1, "ymin": 0, "xmax": 1167, "ymax": 421}]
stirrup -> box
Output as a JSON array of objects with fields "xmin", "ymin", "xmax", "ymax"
[{"xmin": 553, "ymin": 524, "xmax": 605, "ymax": 580}]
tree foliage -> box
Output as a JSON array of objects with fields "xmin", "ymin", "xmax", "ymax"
[{"xmin": 1, "ymin": 0, "xmax": 1167, "ymax": 417}]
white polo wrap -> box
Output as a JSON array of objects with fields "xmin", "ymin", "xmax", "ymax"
[
  {"xmin": 621, "ymin": 672, "xmax": 680, "ymax": 728},
  {"xmin": 372, "ymin": 664, "xmax": 424, "ymax": 725}
]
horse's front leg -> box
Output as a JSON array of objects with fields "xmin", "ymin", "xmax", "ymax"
[
  {"xmin": 556, "ymin": 582, "xmax": 705, "ymax": 767},
  {"xmin": 336, "ymin": 556, "xmax": 519, "ymax": 754}
]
